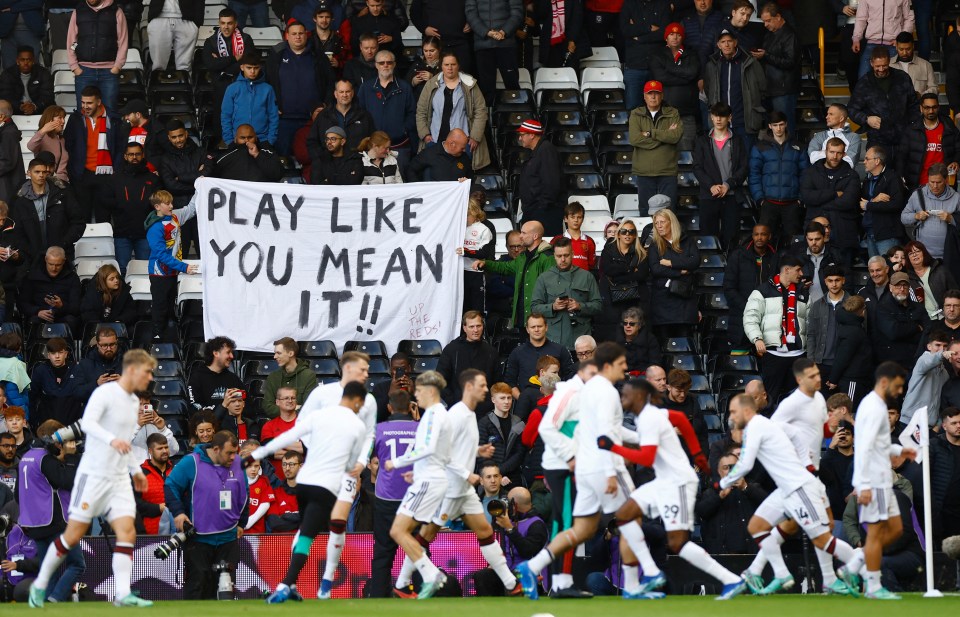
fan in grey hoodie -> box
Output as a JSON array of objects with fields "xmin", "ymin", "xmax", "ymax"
[
  {"xmin": 902, "ymin": 336, "xmax": 957, "ymax": 427},
  {"xmin": 900, "ymin": 167, "xmax": 960, "ymax": 259}
]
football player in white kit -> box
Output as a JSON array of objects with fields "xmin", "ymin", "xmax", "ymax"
[
  {"xmin": 297, "ymin": 351, "xmax": 377, "ymax": 598},
  {"xmin": 839, "ymin": 361, "xmax": 916, "ymax": 599},
  {"xmin": 515, "ymin": 343, "xmax": 642, "ymax": 600},
  {"xmin": 723, "ymin": 393, "xmax": 864, "ymax": 596},
  {"xmin": 30, "ymin": 350, "xmax": 157, "ymax": 608},
  {"xmin": 740, "ymin": 358, "xmax": 851, "ymax": 595},
  {"xmin": 393, "ymin": 369, "xmax": 520, "ymax": 596},
  {"xmin": 385, "ymin": 371, "xmax": 454, "ymax": 599},
  {"xmin": 598, "ymin": 379, "xmax": 748, "ymax": 600}
]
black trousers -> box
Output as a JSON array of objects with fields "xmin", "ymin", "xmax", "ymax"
[
  {"xmin": 296, "ymin": 483, "xmax": 337, "ymax": 538},
  {"xmin": 699, "ymin": 195, "xmax": 741, "ymax": 248},
  {"xmin": 149, "ymin": 275, "xmax": 178, "ymax": 336},
  {"xmin": 476, "ymin": 46, "xmax": 519, "ymax": 106},
  {"xmin": 759, "ymin": 199, "xmax": 804, "ymax": 240},
  {"xmin": 77, "ymin": 171, "xmax": 115, "ymax": 223},
  {"xmin": 183, "ymin": 539, "xmax": 239, "ymax": 600},
  {"xmin": 368, "ymin": 496, "xmax": 401, "ymax": 598},
  {"xmin": 760, "ymin": 352, "xmax": 799, "ymax": 407}
]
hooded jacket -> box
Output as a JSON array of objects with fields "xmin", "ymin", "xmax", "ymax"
[
  {"xmin": 704, "ymin": 48, "xmax": 766, "ymax": 134},
  {"xmin": 906, "ymin": 260, "xmax": 958, "ymax": 310},
  {"xmin": 805, "ymin": 291, "xmax": 850, "ymax": 364},
  {"xmin": 629, "ymin": 103, "xmax": 683, "ymax": 177},
  {"xmin": 464, "ymin": 0, "xmax": 523, "ymax": 50},
  {"xmin": 264, "ymin": 42, "xmax": 333, "ymax": 120},
  {"xmin": 743, "ymin": 277, "xmax": 810, "ymax": 348},
  {"xmin": 436, "ymin": 334, "xmax": 500, "ymax": 404},
  {"xmin": 872, "ymin": 292, "xmax": 930, "ymax": 369},
  {"xmin": 261, "ymin": 359, "xmax": 318, "ymax": 419},
  {"xmin": 67, "ymin": 346, "xmax": 122, "ymax": 401},
  {"xmin": 852, "ymin": 0, "xmax": 914, "ymax": 45},
  {"xmin": 723, "ymin": 240, "xmax": 778, "ymax": 311},
  {"xmin": 483, "ymin": 240, "xmax": 556, "ymax": 328},
  {"xmin": 799, "ymin": 160, "xmax": 861, "ymax": 249},
  {"xmin": 476, "ymin": 411, "xmax": 525, "ymax": 484},
  {"xmin": 110, "ymin": 160, "xmax": 158, "ymax": 239},
  {"xmin": 360, "ymin": 150, "xmax": 403, "ymax": 184},
  {"xmin": 902, "ymin": 350, "xmax": 951, "ymax": 426},
  {"xmin": 221, "ymin": 71, "xmax": 279, "ymax": 145},
  {"xmin": 807, "ymin": 123, "xmax": 862, "ymax": 168},
  {"xmin": 518, "ymin": 138, "xmax": 566, "ymax": 236},
  {"xmin": 145, "ymin": 196, "xmax": 196, "ymax": 277},
  {"xmin": 10, "ymin": 180, "xmax": 84, "ymax": 265},
  {"xmin": 202, "ymin": 27, "xmax": 255, "ymax": 80},
  {"xmin": 693, "ymin": 129, "xmax": 749, "ymax": 201}
]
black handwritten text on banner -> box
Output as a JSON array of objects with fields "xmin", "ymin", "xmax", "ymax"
[{"xmin": 195, "ymin": 178, "xmax": 469, "ymax": 352}]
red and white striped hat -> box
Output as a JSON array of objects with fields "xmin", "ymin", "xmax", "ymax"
[{"xmin": 517, "ymin": 119, "xmax": 544, "ymax": 135}]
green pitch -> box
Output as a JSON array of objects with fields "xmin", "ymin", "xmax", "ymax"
[{"xmin": 6, "ymin": 595, "xmax": 960, "ymax": 617}]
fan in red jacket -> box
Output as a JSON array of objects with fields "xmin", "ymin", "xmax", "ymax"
[{"xmin": 137, "ymin": 433, "xmax": 172, "ymax": 534}]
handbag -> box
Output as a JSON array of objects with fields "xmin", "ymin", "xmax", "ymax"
[
  {"xmin": 609, "ymin": 281, "xmax": 641, "ymax": 303},
  {"xmin": 668, "ymin": 277, "xmax": 694, "ymax": 299}
]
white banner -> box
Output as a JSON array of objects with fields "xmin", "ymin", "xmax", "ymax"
[
  {"xmin": 195, "ymin": 178, "xmax": 469, "ymax": 352},
  {"xmin": 899, "ymin": 405, "xmax": 928, "ymax": 463}
]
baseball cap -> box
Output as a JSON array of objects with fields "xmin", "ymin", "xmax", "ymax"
[
  {"xmin": 517, "ymin": 119, "xmax": 544, "ymax": 135},
  {"xmin": 643, "ymin": 80, "xmax": 663, "ymax": 94},
  {"xmin": 118, "ymin": 99, "xmax": 148, "ymax": 117},
  {"xmin": 717, "ymin": 28, "xmax": 738, "ymax": 41},
  {"xmin": 315, "ymin": 0, "xmax": 333, "ymax": 14},
  {"xmin": 664, "ymin": 23, "xmax": 685, "ymax": 40},
  {"xmin": 890, "ymin": 272, "xmax": 911, "ymax": 285},
  {"xmin": 325, "ymin": 126, "xmax": 347, "ymax": 138}
]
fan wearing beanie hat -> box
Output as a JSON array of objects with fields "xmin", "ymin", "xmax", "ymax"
[
  {"xmin": 629, "ymin": 79, "xmax": 682, "ymax": 215},
  {"xmin": 515, "ymin": 117, "xmax": 566, "ymax": 236},
  {"xmin": 649, "ymin": 20, "xmax": 700, "ymax": 152}
]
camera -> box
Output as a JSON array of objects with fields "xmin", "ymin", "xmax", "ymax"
[
  {"xmin": 486, "ymin": 498, "xmax": 515, "ymax": 520},
  {"xmin": 231, "ymin": 390, "xmax": 247, "ymax": 400},
  {"xmin": 49, "ymin": 422, "xmax": 83, "ymax": 445},
  {"xmin": 154, "ymin": 523, "xmax": 196, "ymax": 559},
  {"xmin": 0, "ymin": 512, "xmax": 11, "ymax": 537},
  {"xmin": 213, "ymin": 560, "xmax": 234, "ymax": 600}
]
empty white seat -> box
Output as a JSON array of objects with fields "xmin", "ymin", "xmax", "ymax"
[
  {"xmin": 580, "ymin": 67, "xmax": 625, "ymax": 106},
  {"xmin": 51, "ymin": 50, "xmax": 70, "ymax": 73},
  {"xmin": 582, "ymin": 212, "xmax": 614, "ymax": 234},
  {"xmin": 12, "ymin": 115, "xmax": 40, "ymax": 132},
  {"xmin": 126, "ymin": 259, "xmax": 149, "ymax": 277},
  {"xmin": 496, "ymin": 68, "xmax": 533, "ymax": 91},
  {"xmin": 245, "ymin": 26, "xmax": 282, "ymax": 48},
  {"xmin": 534, "ymin": 67, "xmax": 578, "ymax": 102},
  {"xmin": 76, "ymin": 259, "xmax": 119, "ymax": 280},
  {"xmin": 55, "ymin": 93, "xmax": 76, "ymax": 113},
  {"xmin": 81, "ymin": 222, "xmax": 114, "ymax": 238},
  {"xmin": 129, "ymin": 277, "xmax": 151, "ymax": 301},
  {"xmin": 74, "ymin": 237, "xmax": 115, "ymax": 261},
  {"xmin": 53, "ymin": 71, "xmax": 75, "ymax": 94},
  {"xmin": 580, "ymin": 47, "xmax": 621, "ymax": 69},
  {"xmin": 569, "ymin": 195, "xmax": 610, "ymax": 212},
  {"xmin": 489, "ymin": 218, "xmax": 514, "ymax": 235},
  {"xmin": 401, "ymin": 25, "xmax": 422, "ymax": 47},
  {"xmin": 196, "ymin": 25, "xmax": 216, "ymax": 47},
  {"xmin": 177, "ymin": 275, "xmax": 203, "ymax": 305},
  {"xmin": 613, "ymin": 194, "xmax": 640, "ymax": 219},
  {"xmin": 123, "ymin": 48, "xmax": 144, "ymax": 71}
]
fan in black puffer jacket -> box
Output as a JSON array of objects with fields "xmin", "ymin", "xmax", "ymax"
[
  {"xmin": 828, "ymin": 304, "xmax": 874, "ymax": 407},
  {"xmin": 109, "ymin": 156, "xmax": 160, "ymax": 262},
  {"xmin": 848, "ymin": 66, "xmax": 918, "ymax": 159},
  {"xmin": 80, "ymin": 277, "xmax": 137, "ymax": 329},
  {"xmin": 436, "ymin": 332, "xmax": 500, "ymax": 406},
  {"xmin": 897, "ymin": 112, "xmax": 960, "ymax": 191}
]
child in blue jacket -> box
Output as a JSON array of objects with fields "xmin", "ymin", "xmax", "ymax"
[{"xmin": 145, "ymin": 190, "xmax": 198, "ymax": 337}]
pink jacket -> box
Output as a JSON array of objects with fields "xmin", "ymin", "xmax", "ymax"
[
  {"xmin": 66, "ymin": 0, "xmax": 129, "ymax": 71},
  {"xmin": 853, "ymin": 0, "xmax": 914, "ymax": 45},
  {"xmin": 27, "ymin": 132, "xmax": 69, "ymax": 182}
]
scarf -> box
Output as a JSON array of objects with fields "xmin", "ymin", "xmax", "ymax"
[
  {"xmin": 672, "ymin": 46, "xmax": 684, "ymax": 63},
  {"xmin": 773, "ymin": 274, "xmax": 798, "ymax": 347},
  {"xmin": 550, "ymin": 0, "xmax": 566, "ymax": 45},
  {"xmin": 217, "ymin": 27, "xmax": 245, "ymax": 58},
  {"xmin": 89, "ymin": 112, "xmax": 113, "ymax": 175}
]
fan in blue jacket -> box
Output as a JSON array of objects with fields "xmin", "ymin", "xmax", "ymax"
[
  {"xmin": 220, "ymin": 54, "xmax": 279, "ymax": 145},
  {"xmin": 749, "ymin": 113, "xmax": 809, "ymax": 238}
]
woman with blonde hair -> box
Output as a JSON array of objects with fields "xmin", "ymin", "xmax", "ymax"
[
  {"xmin": 359, "ymin": 131, "xmax": 403, "ymax": 185},
  {"xmin": 599, "ymin": 218, "xmax": 649, "ymax": 325},
  {"xmin": 27, "ymin": 106, "xmax": 68, "ymax": 182},
  {"xmin": 648, "ymin": 209, "xmax": 699, "ymax": 341},
  {"xmin": 458, "ymin": 193, "xmax": 495, "ymax": 312},
  {"xmin": 80, "ymin": 263, "xmax": 136, "ymax": 328}
]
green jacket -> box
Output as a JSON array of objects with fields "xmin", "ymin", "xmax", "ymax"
[
  {"xmin": 261, "ymin": 359, "xmax": 318, "ymax": 419},
  {"xmin": 484, "ymin": 241, "xmax": 555, "ymax": 328},
  {"xmin": 629, "ymin": 104, "xmax": 682, "ymax": 177},
  {"xmin": 530, "ymin": 265, "xmax": 603, "ymax": 348}
]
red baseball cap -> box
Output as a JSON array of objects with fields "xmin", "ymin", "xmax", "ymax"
[
  {"xmin": 643, "ymin": 81, "xmax": 663, "ymax": 94},
  {"xmin": 664, "ymin": 22, "xmax": 685, "ymax": 40}
]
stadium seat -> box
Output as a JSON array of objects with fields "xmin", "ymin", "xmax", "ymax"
[
  {"xmin": 398, "ymin": 339, "xmax": 442, "ymax": 357},
  {"xmin": 344, "ymin": 340, "xmax": 387, "ymax": 357},
  {"xmin": 533, "ymin": 67, "xmax": 578, "ymax": 103},
  {"xmin": 176, "ymin": 275, "xmax": 203, "ymax": 306},
  {"xmin": 241, "ymin": 359, "xmax": 279, "ymax": 380},
  {"xmin": 153, "ymin": 379, "xmax": 187, "ymax": 399},
  {"xmin": 154, "ymin": 360, "xmax": 184, "ymax": 381},
  {"xmin": 149, "ymin": 343, "xmax": 180, "ymax": 360},
  {"xmin": 299, "ymin": 340, "xmax": 338, "ymax": 358},
  {"xmin": 580, "ymin": 46, "xmax": 620, "ymax": 68},
  {"xmin": 570, "ymin": 194, "xmax": 610, "ymax": 213},
  {"xmin": 155, "ymin": 398, "xmax": 189, "ymax": 417},
  {"xmin": 309, "ymin": 358, "xmax": 341, "ymax": 378},
  {"xmin": 129, "ymin": 277, "xmax": 151, "ymax": 302},
  {"xmin": 413, "ymin": 356, "xmax": 440, "ymax": 373},
  {"xmin": 51, "ymin": 50, "xmax": 70, "ymax": 73},
  {"xmin": 612, "ymin": 194, "xmax": 639, "ymax": 219}
]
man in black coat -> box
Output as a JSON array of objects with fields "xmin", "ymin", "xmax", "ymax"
[
  {"xmin": 848, "ymin": 46, "xmax": 918, "ymax": 163},
  {"xmin": 158, "ymin": 120, "xmax": 211, "ymax": 207},
  {"xmin": 619, "ymin": 0, "xmax": 672, "ymax": 111},
  {"xmin": 10, "ymin": 159, "xmax": 84, "ymax": 265},
  {"xmin": 0, "ymin": 100, "xmax": 23, "ymax": 206},
  {"xmin": 695, "ymin": 452, "xmax": 767, "ymax": 554},
  {"xmin": 928, "ymin": 408, "xmax": 960, "ymax": 543},
  {"xmin": 752, "ymin": 3, "xmax": 799, "ymax": 134},
  {"xmin": 649, "ymin": 23, "xmax": 700, "ymax": 151},
  {"xmin": 516, "ymin": 120, "xmax": 565, "ymax": 236},
  {"xmin": 436, "ymin": 311, "xmax": 500, "ymax": 406},
  {"xmin": 0, "ymin": 46, "xmax": 53, "ymax": 115},
  {"xmin": 110, "ymin": 142, "xmax": 159, "ymax": 275},
  {"xmin": 410, "ymin": 0, "xmax": 471, "ymax": 74},
  {"xmin": 787, "ymin": 221, "xmax": 843, "ymax": 306},
  {"xmin": 212, "ymin": 124, "xmax": 285, "ymax": 182},
  {"xmin": 896, "ymin": 94, "xmax": 960, "ymax": 192},
  {"xmin": 723, "ymin": 223, "xmax": 777, "ymax": 351},
  {"xmin": 18, "ymin": 246, "xmax": 82, "ymax": 334},
  {"xmin": 347, "ymin": 0, "xmax": 403, "ymax": 57},
  {"xmin": 406, "ymin": 128, "xmax": 472, "ymax": 182},
  {"xmin": 309, "ymin": 125, "xmax": 363, "ymax": 185},
  {"xmin": 202, "ymin": 9, "xmax": 256, "ymax": 141},
  {"xmin": 66, "ymin": 326, "xmax": 123, "ymax": 403},
  {"xmin": 857, "ymin": 255, "xmax": 892, "ymax": 337},
  {"xmin": 693, "ymin": 102, "xmax": 749, "ymax": 248},
  {"xmin": 307, "ymin": 79, "xmax": 374, "ymax": 157},
  {"xmin": 873, "ymin": 271, "xmax": 931, "ymax": 370},
  {"xmin": 861, "ymin": 145, "xmax": 906, "ymax": 257},
  {"xmin": 799, "ymin": 137, "xmax": 860, "ymax": 267}
]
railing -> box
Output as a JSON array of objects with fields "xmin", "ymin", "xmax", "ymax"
[{"xmin": 819, "ymin": 27, "xmax": 825, "ymax": 93}]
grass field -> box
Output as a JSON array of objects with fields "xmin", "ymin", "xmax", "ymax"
[{"xmin": 6, "ymin": 595, "xmax": 960, "ymax": 617}]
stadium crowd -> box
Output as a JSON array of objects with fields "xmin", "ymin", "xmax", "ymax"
[{"xmin": 1, "ymin": 0, "xmax": 960, "ymax": 603}]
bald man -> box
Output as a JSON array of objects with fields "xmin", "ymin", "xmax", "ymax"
[
  {"xmin": 212, "ymin": 124, "xmax": 285, "ymax": 182},
  {"xmin": 407, "ymin": 128, "xmax": 473, "ymax": 182},
  {"xmin": 646, "ymin": 365, "xmax": 667, "ymax": 393},
  {"xmin": 476, "ymin": 220, "xmax": 556, "ymax": 329},
  {"xmin": 745, "ymin": 379, "xmax": 769, "ymax": 415},
  {"xmin": 482, "ymin": 486, "xmax": 548, "ymax": 594}
]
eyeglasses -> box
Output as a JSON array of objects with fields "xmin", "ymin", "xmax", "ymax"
[
  {"xmin": 576, "ymin": 350, "xmax": 594, "ymax": 358},
  {"xmin": 507, "ymin": 244, "xmax": 523, "ymax": 250},
  {"xmin": 376, "ymin": 60, "xmax": 395, "ymax": 66},
  {"xmin": 281, "ymin": 462, "xmax": 301, "ymax": 468},
  {"xmin": 622, "ymin": 321, "xmax": 638, "ymax": 326},
  {"xmin": 325, "ymin": 136, "xmax": 344, "ymax": 142},
  {"xmin": 618, "ymin": 229, "xmax": 637, "ymax": 235},
  {"xmin": 0, "ymin": 443, "xmax": 15, "ymax": 448},
  {"xmin": 922, "ymin": 105, "xmax": 940, "ymax": 111}
]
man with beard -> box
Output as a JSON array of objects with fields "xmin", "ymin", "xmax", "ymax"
[
  {"xmin": 109, "ymin": 142, "xmax": 158, "ymax": 275},
  {"xmin": 898, "ymin": 94, "xmax": 960, "ymax": 193},
  {"xmin": 135, "ymin": 432, "xmax": 172, "ymax": 534},
  {"xmin": 68, "ymin": 326, "xmax": 122, "ymax": 404},
  {"xmin": 212, "ymin": 124, "xmax": 284, "ymax": 182},
  {"xmin": 723, "ymin": 224, "xmax": 777, "ymax": 351},
  {"xmin": 873, "ymin": 272, "xmax": 930, "ymax": 370},
  {"xmin": 310, "ymin": 126, "xmax": 363, "ymax": 185}
]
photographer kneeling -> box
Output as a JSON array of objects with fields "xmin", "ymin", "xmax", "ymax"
[
  {"xmin": 474, "ymin": 487, "xmax": 548, "ymax": 595},
  {"xmin": 164, "ymin": 431, "xmax": 247, "ymax": 599}
]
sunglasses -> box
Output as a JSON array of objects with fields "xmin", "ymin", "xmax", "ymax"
[
  {"xmin": 618, "ymin": 229, "xmax": 637, "ymax": 235},
  {"xmin": 622, "ymin": 321, "xmax": 638, "ymax": 326}
]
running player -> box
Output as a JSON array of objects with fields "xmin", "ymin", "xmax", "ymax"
[
  {"xmin": 244, "ymin": 381, "xmax": 369, "ymax": 603},
  {"xmin": 385, "ymin": 371, "xmax": 454, "ymax": 600},
  {"xmin": 839, "ymin": 361, "xmax": 916, "ymax": 599},
  {"xmin": 395, "ymin": 369, "xmax": 520, "ymax": 596},
  {"xmin": 298, "ymin": 351, "xmax": 377, "ymax": 598},
  {"xmin": 723, "ymin": 393, "xmax": 864, "ymax": 595},
  {"xmin": 29, "ymin": 350, "xmax": 157, "ymax": 608},
  {"xmin": 515, "ymin": 343, "xmax": 644, "ymax": 600},
  {"xmin": 598, "ymin": 379, "xmax": 747, "ymax": 600},
  {"xmin": 538, "ymin": 360, "xmax": 598, "ymax": 597}
]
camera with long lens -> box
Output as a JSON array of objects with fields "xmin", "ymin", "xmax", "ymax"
[
  {"xmin": 154, "ymin": 523, "xmax": 196, "ymax": 559},
  {"xmin": 213, "ymin": 560, "xmax": 234, "ymax": 600},
  {"xmin": 486, "ymin": 498, "xmax": 515, "ymax": 520},
  {"xmin": 50, "ymin": 422, "xmax": 83, "ymax": 445}
]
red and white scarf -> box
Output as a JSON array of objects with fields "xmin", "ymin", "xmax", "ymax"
[
  {"xmin": 217, "ymin": 27, "xmax": 245, "ymax": 58},
  {"xmin": 89, "ymin": 111, "xmax": 113, "ymax": 175},
  {"xmin": 550, "ymin": 0, "xmax": 566, "ymax": 45},
  {"xmin": 773, "ymin": 274, "xmax": 798, "ymax": 347}
]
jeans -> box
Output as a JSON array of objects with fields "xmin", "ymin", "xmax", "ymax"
[
  {"xmin": 636, "ymin": 175, "xmax": 678, "ymax": 215},
  {"xmin": 35, "ymin": 538, "xmax": 86, "ymax": 602},
  {"xmin": 623, "ymin": 67, "xmax": 650, "ymax": 112},
  {"xmin": 114, "ymin": 237, "xmax": 150, "ymax": 275},
  {"xmin": 228, "ymin": 0, "xmax": 270, "ymax": 28},
  {"xmin": 0, "ymin": 15, "xmax": 42, "ymax": 70},
  {"xmin": 75, "ymin": 68, "xmax": 119, "ymax": 112},
  {"xmin": 914, "ymin": 0, "xmax": 934, "ymax": 60},
  {"xmin": 769, "ymin": 93, "xmax": 798, "ymax": 135},
  {"xmin": 858, "ymin": 42, "xmax": 897, "ymax": 78},
  {"xmin": 275, "ymin": 116, "xmax": 305, "ymax": 156},
  {"xmin": 864, "ymin": 234, "xmax": 899, "ymax": 259}
]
